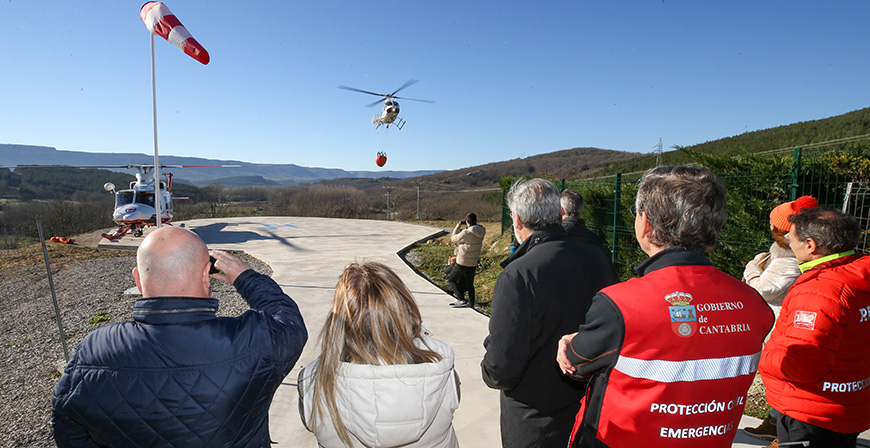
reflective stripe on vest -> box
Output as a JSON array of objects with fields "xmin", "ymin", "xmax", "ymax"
[{"xmin": 615, "ymin": 352, "xmax": 761, "ymax": 383}]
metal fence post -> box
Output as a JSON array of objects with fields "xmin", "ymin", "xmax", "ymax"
[
  {"xmin": 790, "ymin": 147, "xmax": 801, "ymax": 200},
  {"xmin": 611, "ymin": 173, "xmax": 622, "ymax": 263},
  {"xmin": 37, "ymin": 220, "xmax": 70, "ymax": 361},
  {"xmin": 501, "ymin": 187, "xmax": 510, "ymax": 235}
]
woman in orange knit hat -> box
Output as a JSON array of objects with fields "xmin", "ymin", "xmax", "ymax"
[
  {"xmin": 741, "ymin": 195, "xmax": 818, "ymax": 442},
  {"xmin": 742, "ymin": 195, "xmax": 819, "ymax": 305}
]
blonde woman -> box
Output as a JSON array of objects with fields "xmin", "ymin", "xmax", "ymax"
[{"xmin": 298, "ymin": 262, "xmax": 461, "ymax": 447}]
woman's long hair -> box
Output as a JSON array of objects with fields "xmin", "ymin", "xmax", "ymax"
[
  {"xmin": 310, "ymin": 262, "xmax": 442, "ymax": 446},
  {"xmin": 771, "ymin": 225, "xmax": 789, "ymax": 248}
]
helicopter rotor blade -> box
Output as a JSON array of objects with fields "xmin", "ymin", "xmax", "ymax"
[
  {"xmin": 392, "ymin": 96, "xmax": 435, "ymax": 104},
  {"xmin": 391, "ymin": 79, "xmax": 419, "ymax": 96},
  {"xmin": 365, "ymin": 98, "xmax": 386, "ymax": 108},
  {"xmin": 338, "ymin": 85, "xmax": 387, "ymax": 97}
]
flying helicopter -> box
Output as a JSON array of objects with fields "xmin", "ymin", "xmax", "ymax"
[{"xmin": 338, "ymin": 79, "xmax": 434, "ymax": 130}]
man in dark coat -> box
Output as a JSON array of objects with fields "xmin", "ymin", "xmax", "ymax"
[
  {"xmin": 52, "ymin": 226, "xmax": 308, "ymax": 447},
  {"xmin": 481, "ymin": 178, "xmax": 619, "ymax": 448},
  {"xmin": 560, "ymin": 189, "xmax": 605, "ymax": 247}
]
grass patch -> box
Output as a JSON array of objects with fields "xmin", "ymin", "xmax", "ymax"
[
  {"xmin": 408, "ymin": 222, "xmax": 512, "ymax": 315},
  {"xmin": 88, "ymin": 312, "xmax": 110, "ymax": 324},
  {"xmin": 6, "ymin": 336, "xmax": 33, "ymax": 346}
]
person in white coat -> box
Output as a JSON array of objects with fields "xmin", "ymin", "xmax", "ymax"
[
  {"xmin": 742, "ymin": 195, "xmax": 818, "ymax": 305},
  {"xmin": 298, "ymin": 262, "xmax": 461, "ymax": 448}
]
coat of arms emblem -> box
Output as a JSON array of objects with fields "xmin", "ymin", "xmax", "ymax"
[{"xmin": 665, "ymin": 291, "xmax": 697, "ymax": 338}]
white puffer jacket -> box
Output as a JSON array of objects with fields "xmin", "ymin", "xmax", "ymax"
[
  {"xmin": 743, "ymin": 242, "xmax": 801, "ymax": 305},
  {"xmin": 298, "ymin": 337, "xmax": 460, "ymax": 448}
]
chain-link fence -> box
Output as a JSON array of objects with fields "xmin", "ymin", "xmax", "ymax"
[{"xmin": 501, "ymin": 147, "xmax": 870, "ymax": 280}]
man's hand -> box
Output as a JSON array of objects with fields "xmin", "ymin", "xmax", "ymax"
[
  {"xmin": 556, "ymin": 332, "xmax": 578, "ymax": 374},
  {"xmin": 209, "ymin": 249, "xmax": 252, "ymax": 285}
]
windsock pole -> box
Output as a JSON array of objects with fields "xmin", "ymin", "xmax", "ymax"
[
  {"xmin": 150, "ymin": 33, "xmax": 162, "ymax": 228},
  {"xmin": 140, "ymin": 1, "xmax": 209, "ymax": 230}
]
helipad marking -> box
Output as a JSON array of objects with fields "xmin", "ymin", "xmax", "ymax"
[
  {"xmin": 284, "ymin": 224, "xmax": 300, "ymax": 229},
  {"xmin": 263, "ymin": 224, "xmax": 277, "ymax": 229}
]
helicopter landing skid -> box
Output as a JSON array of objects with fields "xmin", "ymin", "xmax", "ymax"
[{"xmin": 101, "ymin": 225, "xmax": 132, "ymax": 241}]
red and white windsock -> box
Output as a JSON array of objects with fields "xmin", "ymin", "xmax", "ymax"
[{"xmin": 140, "ymin": 2, "xmax": 209, "ymax": 65}]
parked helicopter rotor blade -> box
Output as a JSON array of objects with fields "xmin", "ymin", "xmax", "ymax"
[{"xmin": 391, "ymin": 79, "xmax": 419, "ymax": 96}]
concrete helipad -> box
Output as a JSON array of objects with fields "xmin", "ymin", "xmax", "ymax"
[
  {"xmin": 98, "ymin": 217, "xmax": 870, "ymax": 447},
  {"xmin": 162, "ymin": 217, "xmax": 500, "ymax": 447}
]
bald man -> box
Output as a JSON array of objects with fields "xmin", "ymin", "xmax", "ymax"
[{"xmin": 53, "ymin": 227, "xmax": 308, "ymax": 448}]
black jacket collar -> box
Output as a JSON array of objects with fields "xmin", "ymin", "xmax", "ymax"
[
  {"xmin": 133, "ymin": 297, "xmax": 219, "ymax": 324},
  {"xmin": 501, "ymin": 225, "xmax": 567, "ymax": 268},
  {"xmin": 634, "ymin": 246, "xmax": 711, "ymax": 277}
]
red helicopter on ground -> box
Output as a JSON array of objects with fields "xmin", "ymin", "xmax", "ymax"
[
  {"xmin": 1, "ymin": 163, "xmax": 248, "ymax": 240},
  {"xmin": 99, "ymin": 165, "xmax": 182, "ymax": 240}
]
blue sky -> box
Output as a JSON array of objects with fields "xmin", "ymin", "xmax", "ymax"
[{"xmin": 2, "ymin": 1, "xmax": 869, "ymax": 172}]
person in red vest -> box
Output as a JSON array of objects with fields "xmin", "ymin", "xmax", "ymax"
[
  {"xmin": 759, "ymin": 206, "xmax": 870, "ymax": 448},
  {"xmin": 556, "ymin": 165, "xmax": 775, "ymax": 447}
]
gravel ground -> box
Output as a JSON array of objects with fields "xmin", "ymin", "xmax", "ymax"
[{"xmin": 0, "ymin": 237, "xmax": 271, "ymax": 448}]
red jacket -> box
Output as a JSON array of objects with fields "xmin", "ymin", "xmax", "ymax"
[
  {"xmin": 568, "ymin": 248, "xmax": 774, "ymax": 447},
  {"xmin": 760, "ymin": 254, "xmax": 870, "ymax": 434}
]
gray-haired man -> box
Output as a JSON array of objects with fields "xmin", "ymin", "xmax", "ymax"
[{"xmin": 482, "ymin": 178, "xmax": 618, "ymax": 447}]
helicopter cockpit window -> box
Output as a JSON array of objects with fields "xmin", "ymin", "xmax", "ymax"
[
  {"xmin": 138, "ymin": 192, "xmax": 155, "ymax": 207},
  {"xmin": 115, "ymin": 191, "xmax": 135, "ymax": 207}
]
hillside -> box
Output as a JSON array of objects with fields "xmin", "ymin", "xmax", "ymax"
[
  {"xmin": 317, "ymin": 107, "xmax": 870, "ymax": 192},
  {"xmin": 599, "ymin": 107, "xmax": 870, "ymax": 174},
  {"xmin": 316, "ymin": 147, "xmax": 640, "ymax": 191}
]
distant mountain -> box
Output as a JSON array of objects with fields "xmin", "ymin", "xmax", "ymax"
[{"xmin": 0, "ymin": 144, "xmax": 441, "ymax": 186}]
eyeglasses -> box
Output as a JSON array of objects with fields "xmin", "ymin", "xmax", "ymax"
[{"xmin": 628, "ymin": 205, "xmax": 637, "ymax": 217}]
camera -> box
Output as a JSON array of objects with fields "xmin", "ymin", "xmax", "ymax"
[
  {"xmin": 209, "ymin": 255, "xmax": 220, "ymax": 274},
  {"xmin": 460, "ymin": 221, "xmax": 466, "ymax": 225}
]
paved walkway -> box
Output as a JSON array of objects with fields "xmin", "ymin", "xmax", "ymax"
[{"xmin": 100, "ymin": 217, "xmax": 870, "ymax": 447}]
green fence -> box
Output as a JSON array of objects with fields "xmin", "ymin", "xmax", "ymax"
[{"xmin": 502, "ymin": 147, "xmax": 870, "ymax": 281}]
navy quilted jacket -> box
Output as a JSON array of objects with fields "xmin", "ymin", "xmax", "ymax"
[{"xmin": 52, "ymin": 270, "xmax": 308, "ymax": 447}]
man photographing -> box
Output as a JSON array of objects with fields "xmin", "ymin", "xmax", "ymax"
[
  {"xmin": 53, "ymin": 226, "xmax": 308, "ymax": 447},
  {"xmin": 447, "ymin": 212, "xmax": 485, "ymax": 309}
]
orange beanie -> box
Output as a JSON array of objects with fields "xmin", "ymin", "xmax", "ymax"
[{"xmin": 769, "ymin": 196, "xmax": 818, "ymax": 231}]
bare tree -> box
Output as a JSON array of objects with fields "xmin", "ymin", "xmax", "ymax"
[{"xmin": 199, "ymin": 184, "xmax": 231, "ymax": 218}]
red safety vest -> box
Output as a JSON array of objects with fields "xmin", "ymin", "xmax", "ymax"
[{"xmin": 571, "ymin": 264, "xmax": 774, "ymax": 447}]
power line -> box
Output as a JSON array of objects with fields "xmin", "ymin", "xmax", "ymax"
[{"xmin": 755, "ymin": 133, "xmax": 870, "ymax": 156}]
